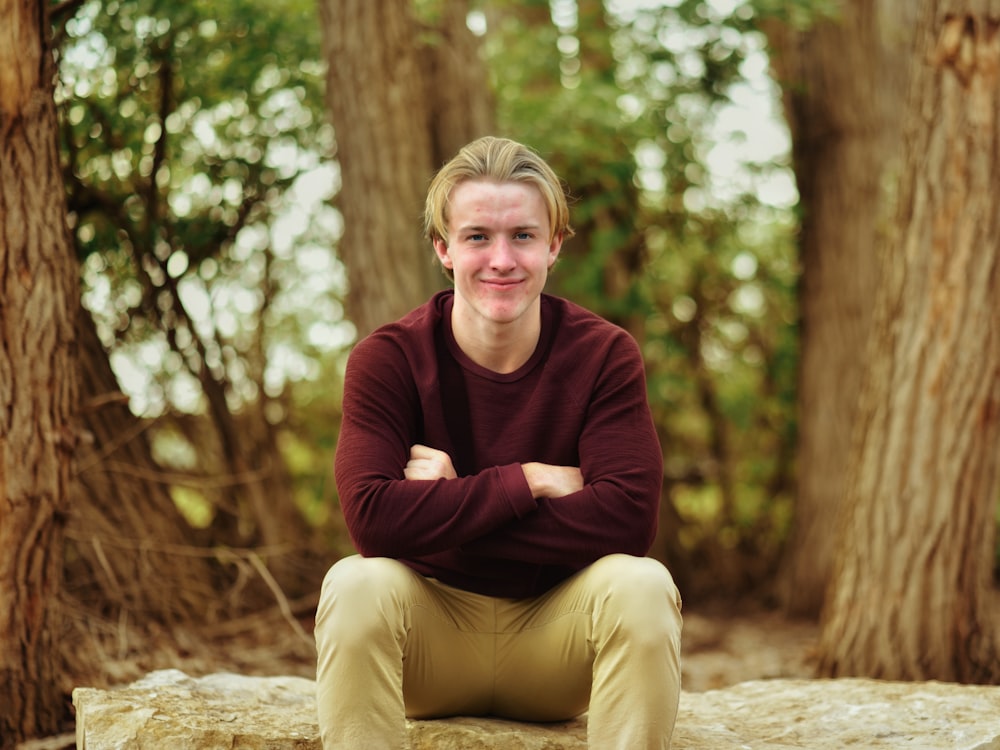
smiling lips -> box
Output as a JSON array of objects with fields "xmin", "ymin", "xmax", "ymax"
[{"xmin": 481, "ymin": 277, "xmax": 523, "ymax": 288}]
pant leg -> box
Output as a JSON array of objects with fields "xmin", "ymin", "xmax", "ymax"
[
  {"xmin": 493, "ymin": 554, "xmax": 683, "ymax": 749},
  {"xmin": 585, "ymin": 555, "xmax": 683, "ymax": 749},
  {"xmin": 314, "ymin": 555, "xmax": 497, "ymax": 749},
  {"xmin": 314, "ymin": 556, "xmax": 410, "ymax": 750}
]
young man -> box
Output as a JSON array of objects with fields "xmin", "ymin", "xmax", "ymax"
[{"xmin": 315, "ymin": 136, "xmax": 682, "ymax": 749}]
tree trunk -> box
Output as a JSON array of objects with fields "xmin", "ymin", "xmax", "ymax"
[
  {"xmin": 0, "ymin": 1, "xmax": 80, "ymax": 742},
  {"xmin": 766, "ymin": 0, "xmax": 919, "ymax": 616},
  {"xmin": 317, "ymin": 0, "xmax": 495, "ymax": 337},
  {"xmin": 818, "ymin": 0, "xmax": 1000, "ymax": 682}
]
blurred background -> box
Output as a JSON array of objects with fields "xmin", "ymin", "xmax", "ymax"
[
  {"xmin": 5, "ymin": 0, "xmax": 999, "ymax": 743},
  {"xmin": 60, "ymin": 0, "xmax": 805, "ymax": 614}
]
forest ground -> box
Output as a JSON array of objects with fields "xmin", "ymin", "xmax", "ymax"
[{"xmin": 678, "ymin": 601, "xmax": 819, "ymax": 691}]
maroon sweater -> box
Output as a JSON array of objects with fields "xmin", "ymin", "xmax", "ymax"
[{"xmin": 334, "ymin": 290, "xmax": 663, "ymax": 598}]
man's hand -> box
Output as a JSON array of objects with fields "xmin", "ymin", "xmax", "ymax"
[
  {"xmin": 404, "ymin": 444, "xmax": 457, "ymax": 481},
  {"xmin": 521, "ymin": 462, "xmax": 583, "ymax": 499}
]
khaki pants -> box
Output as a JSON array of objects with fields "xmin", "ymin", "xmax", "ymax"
[{"xmin": 314, "ymin": 553, "xmax": 683, "ymax": 749}]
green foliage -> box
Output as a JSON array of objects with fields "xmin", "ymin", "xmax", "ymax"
[
  {"xmin": 58, "ymin": 0, "xmax": 342, "ymax": 394},
  {"xmin": 56, "ymin": 0, "xmax": 348, "ymax": 540},
  {"xmin": 752, "ymin": 0, "xmax": 841, "ymax": 29}
]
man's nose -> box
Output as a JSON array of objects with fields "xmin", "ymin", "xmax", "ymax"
[{"xmin": 490, "ymin": 238, "xmax": 516, "ymax": 269}]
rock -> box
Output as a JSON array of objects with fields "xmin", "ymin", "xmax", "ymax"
[
  {"xmin": 74, "ymin": 671, "xmax": 319, "ymax": 750},
  {"xmin": 73, "ymin": 669, "xmax": 1000, "ymax": 749},
  {"xmin": 72, "ymin": 670, "xmax": 583, "ymax": 750},
  {"xmin": 676, "ymin": 679, "xmax": 1000, "ymax": 749}
]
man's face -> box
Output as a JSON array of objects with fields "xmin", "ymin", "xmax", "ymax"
[{"xmin": 433, "ymin": 179, "xmax": 561, "ymax": 329}]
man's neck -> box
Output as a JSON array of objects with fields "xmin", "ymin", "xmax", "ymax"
[{"xmin": 450, "ymin": 305, "xmax": 541, "ymax": 375}]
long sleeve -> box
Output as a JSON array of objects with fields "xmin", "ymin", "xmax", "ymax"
[{"xmin": 334, "ymin": 328, "xmax": 538, "ymax": 559}]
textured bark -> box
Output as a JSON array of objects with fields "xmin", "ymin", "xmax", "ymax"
[
  {"xmin": 318, "ymin": 0, "xmax": 495, "ymax": 337},
  {"xmin": 0, "ymin": 1, "xmax": 80, "ymax": 743},
  {"xmin": 818, "ymin": 0, "xmax": 1000, "ymax": 682},
  {"xmin": 767, "ymin": 0, "xmax": 920, "ymax": 616}
]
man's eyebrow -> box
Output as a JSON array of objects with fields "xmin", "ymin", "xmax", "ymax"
[{"xmin": 457, "ymin": 223, "xmax": 541, "ymax": 233}]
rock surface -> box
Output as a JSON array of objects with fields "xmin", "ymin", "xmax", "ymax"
[{"xmin": 73, "ymin": 669, "xmax": 1000, "ymax": 749}]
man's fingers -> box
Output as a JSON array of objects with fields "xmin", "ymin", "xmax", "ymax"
[
  {"xmin": 409, "ymin": 443, "xmax": 437, "ymax": 459},
  {"xmin": 405, "ymin": 444, "xmax": 457, "ymax": 480}
]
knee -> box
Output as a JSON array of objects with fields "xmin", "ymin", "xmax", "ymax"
[
  {"xmin": 320, "ymin": 554, "xmax": 407, "ymax": 598},
  {"xmin": 594, "ymin": 555, "xmax": 683, "ymax": 641},
  {"xmin": 315, "ymin": 555, "xmax": 411, "ymax": 640},
  {"xmin": 592, "ymin": 555, "xmax": 681, "ymax": 603}
]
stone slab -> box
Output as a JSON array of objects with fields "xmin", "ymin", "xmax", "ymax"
[{"xmin": 73, "ymin": 669, "xmax": 1000, "ymax": 749}]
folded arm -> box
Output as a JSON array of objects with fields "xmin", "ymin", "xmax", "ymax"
[
  {"xmin": 459, "ymin": 337, "xmax": 663, "ymax": 567},
  {"xmin": 335, "ymin": 338, "xmax": 539, "ymax": 559}
]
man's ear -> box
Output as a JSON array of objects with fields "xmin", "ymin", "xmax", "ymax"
[
  {"xmin": 547, "ymin": 233, "xmax": 564, "ymax": 269},
  {"xmin": 433, "ymin": 237, "xmax": 453, "ymax": 270}
]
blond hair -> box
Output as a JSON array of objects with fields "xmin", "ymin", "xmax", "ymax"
[{"xmin": 424, "ymin": 137, "xmax": 574, "ymax": 262}]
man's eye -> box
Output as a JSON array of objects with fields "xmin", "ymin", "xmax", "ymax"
[
  {"xmin": 468, "ymin": 233, "xmax": 486, "ymax": 242},
  {"xmin": 515, "ymin": 232, "xmax": 532, "ymax": 240}
]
